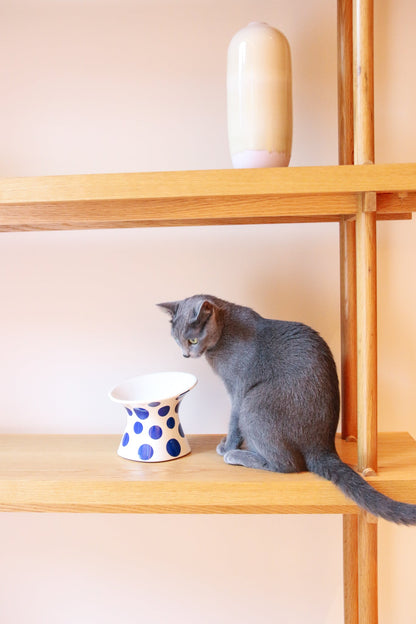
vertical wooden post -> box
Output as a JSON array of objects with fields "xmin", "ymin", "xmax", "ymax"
[
  {"xmin": 353, "ymin": 0, "xmax": 377, "ymax": 478},
  {"xmin": 338, "ymin": 0, "xmax": 355, "ymax": 169},
  {"xmin": 338, "ymin": 0, "xmax": 357, "ymax": 443},
  {"xmin": 340, "ymin": 221, "xmax": 357, "ymax": 443},
  {"xmin": 343, "ymin": 513, "xmax": 359, "ymax": 624},
  {"xmin": 353, "ymin": 1, "xmax": 378, "ymax": 623},
  {"xmin": 358, "ymin": 512, "xmax": 378, "ymax": 623},
  {"xmin": 356, "ymin": 194, "xmax": 377, "ymax": 476},
  {"xmin": 338, "ymin": 2, "xmax": 359, "ymax": 623}
]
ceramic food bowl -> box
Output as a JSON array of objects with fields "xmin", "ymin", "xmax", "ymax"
[{"xmin": 109, "ymin": 371, "xmax": 197, "ymax": 462}]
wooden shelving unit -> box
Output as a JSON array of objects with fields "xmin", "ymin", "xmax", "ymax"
[{"xmin": 1, "ymin": 0, "xmax": 415, "ymax": 622}]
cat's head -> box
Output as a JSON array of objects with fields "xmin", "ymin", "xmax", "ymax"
[{"xmin": 158, "ymin": 295, "xmax": 224, "ymax": 358}]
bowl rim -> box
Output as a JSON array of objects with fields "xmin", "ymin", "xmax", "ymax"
[{"xmin": 109, "ymin": 371, "xmax": 198, "ymax": 405}]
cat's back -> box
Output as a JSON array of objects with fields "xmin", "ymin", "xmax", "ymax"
[
  {"xmin": 225, "ymin": 303, "xmax": 327, "ymax": 360},
  {"xmin": 217, "ymin": 300, "xmax": 336, "ymax": 377},
  {"xmin": 254, "ymin": 316, "xmax": 336, "ymax": 373}
]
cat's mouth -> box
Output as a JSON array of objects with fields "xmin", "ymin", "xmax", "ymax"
[{"xmin": 183, "ymin": 349, "xmax": 205, "ymax": 359}]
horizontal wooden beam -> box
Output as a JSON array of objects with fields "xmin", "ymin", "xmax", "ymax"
[
  {"xmin": 1, "ymin": 433, "xmax": 416, "ymax": 513},
  {"xmin": 3, "ymin": 164, "xmax": 416, "ymax": 203},
  {"xmin": 1, "ymin": 164, "xmax": 415, "ymax": 231},
  {"xmin": 0, "ymin": 194, "xmax": 357, "ymax": 231}
]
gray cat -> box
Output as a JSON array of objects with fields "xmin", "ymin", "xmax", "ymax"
[{"xmin": 158, "ymin": 294, "xmax": 416, "ymax": 525}]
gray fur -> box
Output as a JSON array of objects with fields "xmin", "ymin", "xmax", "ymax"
[{"xmin": 158, "ymin": 294, "xmax": 416, "ymax": 525}]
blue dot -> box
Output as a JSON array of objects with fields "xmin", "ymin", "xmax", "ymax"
[
  {"xmin": 166, "ymin": 417, "xmax": 175, "ymax": 429},
  {"xmin": 149, "ymin": 425, "xmax": 163, "ymax": 440},
  {"xmin": 122, "ymin": 432, "xmax": 129, "ymax": 447},
  {"xmin": 134, "ymin": 407, "xmax": 149, "ymax": 419},
  {"xmin": 134, "ymin": 421, "xmax": 143, "ymax": 434},
  {"xmin": 166, "ymin": 439, "xmax": 181, "ymax": 457},
  {"xmin": 158, "ymin": 405, "xmax": 170, "ymax": 417},
  {"xmin": 125, "ymin": 407, "xmax": 133, "ymax": 416},
  {"xmin": 138, "ymin": 444, "xmax": 154, "ymax": 460},
  {"xmin": 148, "ymin": 401, "xmax": 160, "ymax": 407},
  {"xmin": 178, "ymin": 424, "xmax": 185, "ymax": 438}
]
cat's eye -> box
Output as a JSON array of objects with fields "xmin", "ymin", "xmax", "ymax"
[{"xmin": 188, "ymin": 338, "xmax": 198, "ymax": 345}]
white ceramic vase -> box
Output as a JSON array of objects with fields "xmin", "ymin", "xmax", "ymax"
[
  {"xmin": 227, "ymin": 21, "xmax": 292, "ymax": 168},
  {"xmin": 109, "ymin": 371, "xmax": 197, "ymax": 462}
]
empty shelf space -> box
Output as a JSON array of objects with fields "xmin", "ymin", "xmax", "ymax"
[{"xmin": 1, "ymin": 432, "xmax": 416, "ymax": 514}]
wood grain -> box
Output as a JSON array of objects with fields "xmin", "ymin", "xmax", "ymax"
[
  {"xmin": 344, "ymin": 515, "xmax": 359, "ymax": 624},
  {"xmin": 1, "ymin": 433, "xmax": 416, "ymax": 514},
  {"xmin": 356, "ymin": 204, "xmax": 378, "ymax": 474},
  {"xmin": 353, "ymin": 3, "xmax": 379, "ymax": 621},
  {"xmin": 338, "ymin": 3, "xmax": 359, "ymax": 621},
  {"xmin": 340, "ymin": 219, "xmax": 358, "ymax": 442},
  {"xmin": 337, "ymin": 0, "xmax": 357, "ymax": 439},
  {"xmin": 353, "ymin": 0, "xmax": 374, "ymax": 165},
  {"xmin": 0, "ymin": 194, "xmax": 357, "ymax": 231},
  {"xmin": 1, "ymin": 165, "xmax": 416, "ymax": 231},
  {"xmin": 354, "ymin": 0, "xmax": 377, "ymax": 476},
  {"xmin": 338, "ymin": 0, "xmax": 354, "ymax": 168},
  {"xmin": 3, "ymin": 164, "xmax": 416, "ymax": 203},
  {"xmin": 338, "ymin": 0, "xmax": 358, "ymax": 442},
  {"xmin": 358, "ymin": 511, "xmax": 378, "ymax": 623}
]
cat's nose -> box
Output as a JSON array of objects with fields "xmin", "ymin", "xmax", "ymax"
[{"xmin": 183, "ymin": 353, "xmax": 190, "ymax": 358}]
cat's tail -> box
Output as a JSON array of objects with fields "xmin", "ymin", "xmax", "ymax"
[{"xmin": 305, "ymin": 451, "xmax": 416, "ymax": 525}]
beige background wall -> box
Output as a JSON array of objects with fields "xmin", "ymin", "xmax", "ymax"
[{"xmin": 1, "ymin": 0, "xmax": 416, "ymax": 622}]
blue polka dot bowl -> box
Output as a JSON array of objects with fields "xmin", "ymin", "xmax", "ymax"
[{"xmin": 109, "ymin": 371, "xmax": 197, "ymax": 462}]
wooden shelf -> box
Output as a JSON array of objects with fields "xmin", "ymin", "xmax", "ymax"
[
  {"xmin": 1, "ymin": 432, "xmax": 416, "ymax": 514},
  {"xmin": 1, "ymin": 163, "xmax": 415, "ymax": 231}
]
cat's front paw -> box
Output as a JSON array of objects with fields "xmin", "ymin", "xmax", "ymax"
[{"xmin": 216, "ymin": 437, "xmax": 228, "ymax": 456}]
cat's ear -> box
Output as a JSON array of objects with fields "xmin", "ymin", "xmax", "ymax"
[
  {"xmin": 157, "ymin": 301, "xmax": 179, "ymax": 318},
  {"xmin": 192, "ymin": 300, "xmax": 215, "ymax": 324}
]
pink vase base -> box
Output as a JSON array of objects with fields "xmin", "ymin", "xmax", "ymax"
[{"xmin": 231, "ymin": 149, "xmax": 290, "ymax": 168}]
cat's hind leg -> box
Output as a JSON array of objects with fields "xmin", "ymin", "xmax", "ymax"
[
  {"xmin": 224, "ymin": 444, "xmax": 305, "ymax": 473},
  {"xmin": 223, "ymin": 449, "xmax": 275, "ymax": 471}
]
